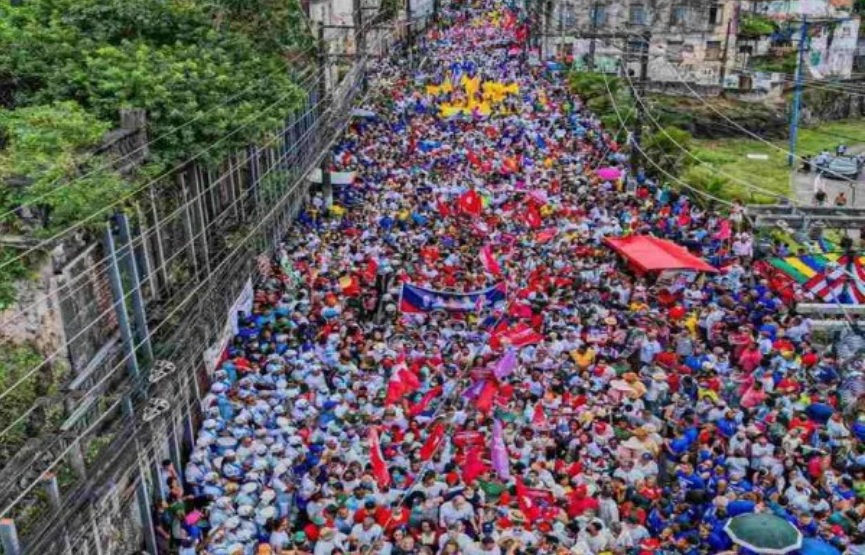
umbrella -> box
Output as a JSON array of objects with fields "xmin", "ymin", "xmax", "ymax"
[
  {"xmin": 596, "ymin": 167, "xmax": 622, "ymax": 181},
  {"xmin": 724, "ymin": 513, "xmax": 803, "ymax": 554},
  {"xmin": 797, "ymin": 538, "xmax": 841, "ymax": 555}
]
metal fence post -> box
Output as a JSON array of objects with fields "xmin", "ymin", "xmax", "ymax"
[
  {"xmin": 104, "ymin": 222, "xmax": 140, "ymax": 379},
  {"xmin": 115, "ymin": 212, "xmax": 154, "ymax": 365},
  {"xmin": 42, "ymin": 474, "xmax": 73, "ymax": 554},
  {"xmin": 0, "ymin": 519, "xmax": 21, "ymax": 555},
  {"xmin": 136, "ymin": 469, "xmax": 158, "ymax": 555},
  {"xmin": 68, "ymin": 438, "xmax": 88, "ymax": 480}
]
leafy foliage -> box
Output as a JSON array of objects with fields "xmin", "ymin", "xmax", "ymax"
[
  {"xmin": 0, "ymin": 0, "xmax": 309, "ymax": 167},
  {"xmin": 0, "ymin": 342, "xmax": 65, "ymax": 457},
  {"xmin": 207, "ymin": 0, "xmax": 316, "ymax": 55},
  {"xmin": 567, "ymin": 71, "xmax": 635, "ymax": 139},
  {"xmin": 749, "ymin": 52, "xmax": 798, "ymax": 74},
  {"xmin": 642, "ymin": 126, "xmax": 696, "ymax": 182},
  {"xmin": 0, "ymin": 101, "xmax": 128, "ymax": 231},
  {"xmin": 739, "ymin": 13, "xmax": 777, "ymax": 38},
  {"xmin": 0, "ymin": 0, "xmax": 312, "ymax": 305},
  {"xmin": 0, "ymin": 250, "xmax": 31, "ymax": 311}
]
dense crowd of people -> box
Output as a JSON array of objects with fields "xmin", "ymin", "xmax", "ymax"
[{"xmin": 154, "ymin": 3, "xmax": 865, "ymax": 554}]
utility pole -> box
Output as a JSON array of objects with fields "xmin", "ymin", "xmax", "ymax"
[
  {"xmin": 587, "ymin": 0, "xmax": 599, "ymax": 71},
  {"xmin": 542, "ymin": 0, "xmax": 553, "ymax": 60},
  {"xmin": 353, "ymin": 0, "xmax": 367, "ymax": 91},
  {"xmin": 317, "ymin": 23, "xmax": 328, "ymax": 104},
  {"xmin": 628, "ymin": 30, "xmax": 651, "ymax": 172},
  {"xmin": 718, "ymin": 0, "xmax": 741, "ymax": 86},
  {"xmin": 406, "ymin": 0, "xmax": 413, "ymax": 65},
  {"xmin": 788, "ymin": 16, "xmax": 809, "ymax": 167},
  {"xmin": 557, "ymin": 0, "xmax": 564, "ymax": 61}
]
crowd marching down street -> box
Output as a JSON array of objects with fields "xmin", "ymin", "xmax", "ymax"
[{"xmin": 156, "ymin": 2, "xmax": 865, "ymax": 554}]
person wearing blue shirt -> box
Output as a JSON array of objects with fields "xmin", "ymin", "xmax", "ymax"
[
  {"xmin": 676, "ymin": 464, "xmax": 706, "ymax": 491},
  {"xmin": 716, "ymin": 415, "xmax": 738, "ymax": 438},
  {"xmin": 379, "ymin": 214, "xmax": 394, "ymax": 230}
]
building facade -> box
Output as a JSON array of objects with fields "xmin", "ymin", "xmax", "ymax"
[{"xmin": 546, "ymin": 0, "xmax": 861, "ymax": 88}]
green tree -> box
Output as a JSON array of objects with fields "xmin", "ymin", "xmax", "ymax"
[
  {"xmin": 642, "ymin": 126, "xmax": 696, "ymax": 181},
  {"xmin": 0, "ymin": 101, "xmax": 127, "ymax": 231},
  {"xmin": 0, "ymin": 0, "xmax": 309, "ymax": 167}
]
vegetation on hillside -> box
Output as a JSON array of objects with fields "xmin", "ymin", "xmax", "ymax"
[
  {"xmin": 0, "ymin": 0, "xmax": 311, "ymax": 234},
  {"xmin": 0, "ymin": 0, "xmax": 312, "ymax": 307}
]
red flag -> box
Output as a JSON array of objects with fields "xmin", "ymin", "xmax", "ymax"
[
  {"xmin": 362, "ymin": 259, "xmax": 378, "ymax": 284},
  {"xmin": 462, "ymin": 446, "xmax": 490, "ymax": 484},
  {"xmin": 516, "ymin": 25, "xmax": 528, "ymax": 42},
  {"xmin": 408, "ymin": 385, "xmax": 442, "ymax": 417},
  {"xmin": 419, "ymin": 423, "xmax": 446, "ymax": 461},
  {"xmin": 459, "ymin": 190, "xmax": 483, "ymax": 217},
  {"xmin": 492, "ymin": 323, "xmax": 544, "ymax": 349},
  {"xmin": 524, "ymin": 206, "xmax": 542, "ymax": 229},
  {"xmin": 515, "ymin": 477, "xmax": 541, "ymax": 521},
  {"xmin": 399, "ymin": 368, "xmax": 421, "ymax": 393},
  {"xmin": 385, "ymin": 377, "xmax": 406, "ymax": 406},
  {"xmin": 508, "ymin": 302, "xmax": 533, "ymax": 319},
  {"xmin": 535, "ymin": 228, "xmax": 557, "ymax": 243},
  {"xmin": 436, "ymin": 197, "xmax": 451, "ymax": 218},
  {"xmin": 480, "ymin": 244, "xmax": 502, "ymax": 276},
  {"xmin": 369, "ymin": 427, "xmax": 391, "ymax": 488},
  {"xmin": 476, "ymin": 380, "xmax": 498, "ymax": 414}
]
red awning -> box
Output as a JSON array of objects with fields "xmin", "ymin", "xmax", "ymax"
[{"xmin": 603, "ymin": 235, "xmax": 718, "ymax": 274}]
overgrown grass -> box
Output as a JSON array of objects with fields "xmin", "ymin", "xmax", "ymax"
[{"xmin": 686, "ymin": 121, "xmax": 865, "ymax": 202}]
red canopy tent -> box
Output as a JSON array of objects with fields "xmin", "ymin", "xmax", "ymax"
[{"xmin": 603, "ymin": 235, "xmax": 718, "ymax": 274}]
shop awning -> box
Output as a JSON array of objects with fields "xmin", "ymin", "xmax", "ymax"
[{"xmin": 604, "ymin": 235, "xmax": 718, "ymax": 274}]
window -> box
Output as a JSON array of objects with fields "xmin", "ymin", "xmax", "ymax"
[
  {"xmin": 563, "ymin": 4, "xmax": 576, "ymax": 27},
  {"xmin": 670, "ymin": 5, "xmax": 687, "ymax": 26},
  {"xmin": 667, "ymin": 39, "xmax": 684, "ymax": 60},
  {"xmin": 705, "ymin": 40, "xmax": 722, "ymax": 60},
  {"xmin": 590, "ymin": 5, "xmax": 606, "ymax": 27},
  {"xmin": 708, "ymin": 4, "xmax": 724, "ymax": 25},
  {"xmin": 630, "ymin": 4, "xmax": 647, "ymax": 25}
]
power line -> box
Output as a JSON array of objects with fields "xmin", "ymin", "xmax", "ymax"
[
  {"xmin": 0, "ymin": 64, "xmax": 321, "ymax": 273},
  {"xmin": 620, "ymin": 59, "xmax": 803, "ymax": 205},
  {"xmin": 0, "ymin": 61, "xmax": 375, "ymax": 526},
  {"xmin": 0, "ymin": 50, "xmax": 323, "ymax": 225}
]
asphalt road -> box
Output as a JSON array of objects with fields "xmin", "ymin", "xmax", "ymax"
[{"xmin": 793, "ymin": 147, "xmax": 865, "ymax": 207}]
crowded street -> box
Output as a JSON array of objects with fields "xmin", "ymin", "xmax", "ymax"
[{"xmin": 162, "ymin": 2, "xmax": 865, "ymax": 554}]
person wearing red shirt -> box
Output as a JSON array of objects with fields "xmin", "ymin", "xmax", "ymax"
[
  {"xmin": 738, "ymin": 343, "xmax": 762, "ymax": 373},
  {"xmin": 384, "ymin": 504, "xmax": 410, "ymax": 533},
  {"xmin": 353, "ymin": 500, "xmax": 388, "ymax": 525},
  {"xmin": 789, "ymin": 413, "xmax": 817, "ymax": 439},
  {"xmin": 566, "ymin": 485, "xmax": 599, "ymax": 519},
  {"xmin": 655, "ymin": 348, "xmax": 678, "ymax": 370}
]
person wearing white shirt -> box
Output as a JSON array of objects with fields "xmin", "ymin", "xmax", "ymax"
[
  {"xmin": 634, "ymin": 453, "xmax": 659, "ymax": 479},
  {"xmin": 350, "ymin": 517, "xmax": 383, "ymax": 547},
  {"xmin": 439, "ymin": 496, "xmax": 475, "ymax": 529},
  {"xmin": 437, "ymin": 525, "xmax": 475, "ymax": 553},
  {"xmin": 613, "ymin": 461, "xmax": 644, "ymax": 486},
  {"xmin": 467, "ymin": 537, "xmax": 502, "ymax": 555},
  {"xmin": 315, "ymin": 529, "xmax": 348, "ymax": 555},
  {"xmin": 575, "ymin": 522, "xmax": 612, "ymax": 554}
]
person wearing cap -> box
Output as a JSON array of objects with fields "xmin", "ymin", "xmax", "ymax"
[{"xmin": 177, "ymin": 7, "xmax": 865, "ymax": 555}]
